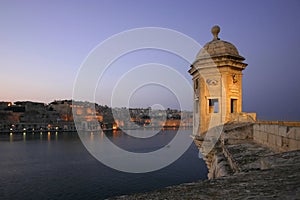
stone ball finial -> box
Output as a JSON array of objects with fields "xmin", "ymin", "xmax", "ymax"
[{"xmin": 211, "ymin": 25, "xmax": 220, "ymax": 40}]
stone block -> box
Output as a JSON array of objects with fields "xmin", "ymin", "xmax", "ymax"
[
  {"xmin": 253, "ymin": 129, "xmax": 258, "ymax": 140},
  {"xmin": 253, "ymin": 124, "xmax": 260, "ymax": 132},
  {"xmin": 265, "ymin": 125, "xmax": 274, "ymax": 134},
  {"xmin": 273, "ymin": 125, "xmax": 279, "ymax": 135},
  {"xmin": 267, "ymin": 133, "xmax": 276, "ymax": 146},
  {"xmin": 282, "ymin": 137, "xmax": 289, "ymax": 149},
  {"xmin": 253, "ymin": 124, "xmax": 257, "ymax": 131},
  {"xmin": 293, "ymin": 127, "xmax": 300, "ymax": 140},
  {"xmin": 268, "ymin": 125, "xmax": 274, "ymax": 134},
  {"xmin": 260, "ymin": 124, "xmax": 265, "ymax": 133},
  {"xmin": 260, "ymin": 131, "xmax": 268, "ymax": 142},
  {"xmin": 253, "ymin": 130, "xmax": 261, "ymax": 142},
  {"xmin": 287, "ymin": 129, "xmax": 296, "ymax": 140},
  {"xmin": 278, "ymin": 126, "xmax": 287, "ymax": 137},
  {"xmin": 288, "ymin": 139, "xmax": 299, "ymax": 151},
  {"xmin": 275, "ymin": 135, "xmax": 282, "ymax": 147}
]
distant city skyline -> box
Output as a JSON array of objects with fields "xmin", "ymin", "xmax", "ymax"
[{"xmin": 1, "ymin": 0, "xmax": 300, "ymax": 120}]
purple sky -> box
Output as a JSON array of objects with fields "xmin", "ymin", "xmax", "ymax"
[{"xmin": 0, "ymin": 0, "xmax": 299, "ymax": 120}]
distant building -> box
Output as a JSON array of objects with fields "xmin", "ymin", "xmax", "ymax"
[
  {"xmin": 49, "ymin": 100, "xmax": 73, "ymax": 121},
  {"xmin": 14, "ymin": 101, "xmax": 45, "ymax": 111},
  {"xmin": 0, "ymin": 102, "xmax": 23, "ymax": 124},
  {"xmin": 0, "ymin": 101, "xmax": 12, "ymax": 110}
]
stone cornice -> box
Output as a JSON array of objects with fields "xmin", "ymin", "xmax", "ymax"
[{"xmin": 190, "ymin": 56, "xmax": 247, "ymax": 73}]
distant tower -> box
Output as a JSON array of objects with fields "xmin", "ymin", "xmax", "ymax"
[{"xmin": 189, "ymin": 26, "xmax": 254, "ymax": 135}]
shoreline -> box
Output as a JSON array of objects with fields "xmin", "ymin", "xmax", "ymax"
[{"xmin": 0, "ymin": 126, "xmax": 192, "ymax": 135}]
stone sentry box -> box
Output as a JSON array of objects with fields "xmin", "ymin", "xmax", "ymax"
[{"xmin": 189, "ymin": 26, "xmax": 254, "ymax": 135}]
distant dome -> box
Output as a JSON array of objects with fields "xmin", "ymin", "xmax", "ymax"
[{"xmin": 196, "ymin": 25, "xmax": 244, "ymax": 60}]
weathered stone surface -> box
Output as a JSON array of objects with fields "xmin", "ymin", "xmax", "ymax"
[
  {"xmin": 189, "ymin": 26, "xmax": 251, "ymax": 135},
  {"xmin": 110, "ymin": 151, "xmax": 300, "ymax": 200},
  {"xmin": 109, "ymin": 123, "xmax": 300, "ymax": 199},
  {"xmin": 225, "ymin": 142, "xmax": 273, "ymax": 172},
  {"xmin": 253, "ymin": 123, "xmax": 300, "ymax": 152},
  {"xmin": 222, "ymin": 123, "xmax": 253, "ymax": 145},
  {"xmin": 279, "ymin": 125, "xmax": 288, "ymax": 137}
]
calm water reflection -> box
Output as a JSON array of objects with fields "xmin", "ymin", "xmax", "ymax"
[{"xmin": 0, "ymin": 130, "xmax": 207, "ymax": 200}]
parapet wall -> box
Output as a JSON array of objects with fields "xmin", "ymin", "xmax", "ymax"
[
  {"xmin": 257, "ymin": 120, "xmax": 300, "ymax": 127},
  {"xmin": 196, "ymin": 122, "xmax": 300, "ymax": 179},
  {"xmin": 253, "ymin": 123, "xmax": 300, "ymax": 152}
]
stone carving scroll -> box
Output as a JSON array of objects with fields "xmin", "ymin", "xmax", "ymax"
[{"xmin": 206, "ymin": 79, "xmax": 218, "ymax": 86}]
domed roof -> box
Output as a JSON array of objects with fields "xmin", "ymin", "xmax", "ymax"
[{"xmin": 196, "ymin": 26, "xmax": 244, "ymax": 60}]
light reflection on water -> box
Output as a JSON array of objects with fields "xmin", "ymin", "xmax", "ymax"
[
  {"xmin": 0, "ymin": 130, "xmax": 208, "ymax": 200},
  {"xmin": 4, "ymin": 130, "xmax": 138, "ymax": 142},
  {"xmin": 3, "ymin": 132, "xmax": 61, "ymax": 143}
]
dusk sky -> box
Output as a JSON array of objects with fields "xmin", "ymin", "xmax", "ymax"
[{"xmin": 0, "ymin": 0, "xmax": 299, "ymax": 121}]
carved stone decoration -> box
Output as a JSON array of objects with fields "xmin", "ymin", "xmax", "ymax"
[
  {"xmin": 194, "ymin": 78, "xmax": 199, "ymax": 91},
  {"xmin": 206, "ymin": 79, "xmax": 218, "ymax": 86},
  {"xmin": 232, "ymin": 73, "xmax": 238, "ymax": 84},
  {"xmin": 211, "ymin": 25, "xmax": 220, "ymax": 41}
]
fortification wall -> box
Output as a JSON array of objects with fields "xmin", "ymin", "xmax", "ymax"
[
  {"xmin": 257, "ymin": 120, "xmax": 300, "ymax": 127},
  {"xmin": 111, "ymin": 122, "xmax": 300, "ymax": 199},
  {"xmin": 253, "ymin": 123, "xmax": 300, "ymax": 152},
  {"xmin": 198, "ymin": 122, "xmax": 300, "ymax": 179}
]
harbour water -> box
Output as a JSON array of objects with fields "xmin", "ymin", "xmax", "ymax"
[{"xmin": 0, "ymin": 129, "xmax": 207, "ymax": 200}]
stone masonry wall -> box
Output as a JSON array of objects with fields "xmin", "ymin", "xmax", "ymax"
[
  {"xmin": 253, "ymin": 123, "xmax": 300, "ymax": 152},
  {"xmin": 198, "ymin": 122, "xmax": 300, "ymax": 179}
]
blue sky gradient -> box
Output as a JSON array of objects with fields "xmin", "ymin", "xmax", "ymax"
[{"xmin": 0, "ymin": 0, "xmax": 299, "ymax": 120}]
